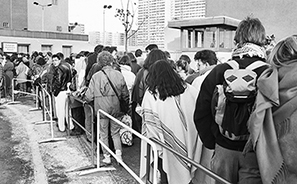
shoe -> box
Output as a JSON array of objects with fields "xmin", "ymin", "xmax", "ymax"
[{"xmin": 101, "ymin": 154, "xmax": 111, "ymax": 165}]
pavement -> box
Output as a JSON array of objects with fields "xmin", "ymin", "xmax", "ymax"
[{"xmin": 0, "ymin": 95, "xmax": 141, "ymax": 184}]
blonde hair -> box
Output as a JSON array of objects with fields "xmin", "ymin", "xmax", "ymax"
[{"xmin": 269, "ymin": 36, "xmax": 297, "ymax": 67}]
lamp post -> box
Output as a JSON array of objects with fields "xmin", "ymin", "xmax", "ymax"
[
  {"xmin": 33, "ymin": 1, "xmax": 52, "ymax": 31},
  {"xmin": 103, "ymin": 5, "xmax": 112, "ymax": 45}
]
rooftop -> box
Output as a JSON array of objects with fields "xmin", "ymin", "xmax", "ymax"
[{"xmin": 168, "ymin": 16, "xmax": 241, "ymax": 30}]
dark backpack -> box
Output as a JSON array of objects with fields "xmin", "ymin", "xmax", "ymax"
[{"xmin": 211, "ymin": 60, "xmax": 268, "ymax": 141}]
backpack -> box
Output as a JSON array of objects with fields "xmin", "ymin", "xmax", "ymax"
[{"xmin": 211, "ymin": 60, "xmax": 268, "ymax": 141}]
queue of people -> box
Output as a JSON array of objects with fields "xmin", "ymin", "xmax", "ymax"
[{"xmin": 1, "ymin": 15, "xmax": 297, "ymax": 184}]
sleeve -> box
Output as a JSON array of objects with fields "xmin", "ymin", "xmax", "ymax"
[
  {"xmin": 193, "ymin": 64, "xmax": 226, "ymax": 149},
  {"xmin": 53, "ymin": 68, "xmax": 62, "ymax": 96},
  {"xmin": 84, "ymin": 75, "xmax": 95, "ymax": 102}
]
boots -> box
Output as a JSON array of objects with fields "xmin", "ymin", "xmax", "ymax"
[
  {"xmin": 115, "ymin": 150, "xmax": 123, "ymax": 163},
  {"xmin": 102, "ymin": 154, "xmax": 111, "ymax": 165}
]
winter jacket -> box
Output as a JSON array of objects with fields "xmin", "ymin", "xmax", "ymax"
[
  {"xmin": 4, "ymin": 61, "xmax": 14, "ymax": 81},
  {"xmin": 52, "ymin": 62, "xmax": 72, "ymax": 96},
  {"xmin": 84, "ymin": 65, "xmax": 129, "ymax": 119}
]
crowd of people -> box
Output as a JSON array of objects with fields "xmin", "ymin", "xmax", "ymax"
[{"xmin": 1, "ymin": 16, "xmax": 297, "ymax": 184}]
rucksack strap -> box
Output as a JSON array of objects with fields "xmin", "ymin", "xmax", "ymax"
[
  {"xmin": 226, "ymin": 60, "xmax": 239, "ymax": 69},
  {"xmin": 227, "ymin": 60, "xmax": 268, "ymax": 70},
  {"xmin": 246, "ymin": 61, "xmax": 269, "ymax": 71}
]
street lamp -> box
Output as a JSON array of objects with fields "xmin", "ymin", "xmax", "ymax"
[
  {"xmin": 33, "ymin": 1, "xmax": 52, "ymax": 31},
  {"xmin": 103, "ymin": 5, "xmax": 112, "ymax": 45}
]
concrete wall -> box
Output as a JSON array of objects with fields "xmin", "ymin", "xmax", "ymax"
[
  {"xmin": 0, "ymin": 0, "xmax": 28, "ymax": 30},
  {"xmin": 28, "ymin": 0, "xmax": 69, "ymax": 32},
  {"xmin": 206, "ymin": 0, "xmax": 297, "ymax": 41}
]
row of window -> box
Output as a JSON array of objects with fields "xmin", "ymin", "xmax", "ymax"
[{"xmin": 17, "ymin": 44, "xmax": 72, "ymax": 58}]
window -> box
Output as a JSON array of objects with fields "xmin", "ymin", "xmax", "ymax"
[
  {"xmin": 3, "ymin": 22, "xmax": 9, "ymax": 28},
  {"xmin": 62, "ymin": 46, "xmax": 72, "ymax": 58},
  {"xmin": 18, "ymin": 44, "xmax": 30, "ymax": 54},
  {"xmin": 41, "ymin": 45, "xmax": 52, "ymax": 52},
  {"xmin": 52, "ymin": 0, "xmax": 58, "ymax": 5},
  {"xmin": 56, "ymin": 26, "xmax": 62, "ymax": 32}
]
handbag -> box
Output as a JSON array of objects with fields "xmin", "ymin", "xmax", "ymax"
[{"xmin": 102, "ymin": 70, "xmax": 129, "ymax": 114}]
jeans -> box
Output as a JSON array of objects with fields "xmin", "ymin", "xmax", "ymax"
[
  {"xmin": 99, "ymin": 118, "xmax": 122, "ymax": 155},
  {"xmin": 211, "ymin": 144, "xmax": 262, "ymax": 184}
]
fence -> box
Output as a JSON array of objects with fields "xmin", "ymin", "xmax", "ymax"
[
  {"xmin": 149, "ymin": 137, "xmax": 232, "ymax": 184},
  {"xmin": 34, "ymin": 84, "xmax": 66, "ymax": 144},
  {"xmin": 75, "ymin": 109, "xmax": 159, "ymax": 184},
  {"xmin": 65, "ymin": 94, "xmax": 96, "ymax": 173},
  {"xmin": 9, "ymin": 78, "xmax": 40, "ymax": 111}
]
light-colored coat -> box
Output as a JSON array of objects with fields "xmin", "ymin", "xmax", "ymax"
[{"xmin": 84, "ymin": 66, "xmax": 129, "ymax": 119}]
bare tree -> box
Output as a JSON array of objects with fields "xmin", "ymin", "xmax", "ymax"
[{"xmin": 115, "ymin": 0, "xmax": 147, "ymax": 52}]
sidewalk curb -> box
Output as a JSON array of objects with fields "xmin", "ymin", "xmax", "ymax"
[{"xmin": 5, "ymin": 104, "xmax": 48, "ymax": 184}]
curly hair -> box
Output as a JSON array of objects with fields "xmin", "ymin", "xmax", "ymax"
[
  {"xmin": 143, "ymin": 49, "xmax": 167, "ymax": 69},
  {"xmin": 146, "ymin": 59, "xmax": 186, "ymax": 101},
  {"xmin": 97, "ymin": 51, "xmax": 114, "ymax": 67}
]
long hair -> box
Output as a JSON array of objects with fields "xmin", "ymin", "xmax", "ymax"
[
  {"xmin": 234, "ymin": 17, "xmax": 266, "ymax": 47},
  {"xmin": 146, "ymin": 59, "xmax": 186, "ymax": 101},
  {"xmin": 269, "ymin": 35, "xmax": 297, "ymax": 67},
  {"xmin": 143, "ymin": 49, "xmax": 167, "ymax": 69}
]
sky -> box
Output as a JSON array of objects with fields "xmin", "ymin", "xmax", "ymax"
[{"xmin": 69, "ymin": 0, "xmax": 137, "ymax": 33}]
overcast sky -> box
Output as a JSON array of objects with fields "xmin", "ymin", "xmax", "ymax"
[{"xmin": 69, "ymin": 0, "xmax": 137, "ymax": 33}]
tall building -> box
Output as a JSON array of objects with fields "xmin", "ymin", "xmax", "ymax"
[
  {"xmin": 171, "ymin": 0, "xmax": 205, "ymax": 20},
  {"xmin": 137, "ymin": 0, "xmax": 206, "ymax": 49},
  {"xmin": 0, "ymin": 0, "xmax": 69, "ymax": 32}
]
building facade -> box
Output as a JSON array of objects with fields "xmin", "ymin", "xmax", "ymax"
[
  {"xmin": 171, "ymin": 0, "xmax": 205, "ymax": 20},
  {"xmin": 0, "ymin": 0, "xmax": 94, "ymax": 56},
  {"xmin": 137, "ymin": 0, "xmax": 206, "ymax": 49}
]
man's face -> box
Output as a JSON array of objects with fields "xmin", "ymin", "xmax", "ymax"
[
  {"xmin": 196, "ymin": 59, "xmax": 208, "ymax": 72},
  {"xmin": 52, "ymin": 57, "xmax": 61, "ymax": 67}
]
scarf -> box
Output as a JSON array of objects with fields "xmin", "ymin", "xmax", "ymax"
[
  {"xmin": 232, "ymin": 43, "xmax": 267, "ymax": 60},
  {"xmin": 273, "ymin": 62, "xmax": 297, "ymax": 130},
  {"xmin": 244, "ymin": 67, "xmax": 287, "ymax": 184}
]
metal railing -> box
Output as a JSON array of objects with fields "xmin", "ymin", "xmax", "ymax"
[
  {"xmin": 34, "ymin": 84, "xmax": 66, "ymax": 144},
  {"xmin": 76, "ymin": 109, "xmax": 159, "ymax": 184},
  {"xmin": 65, "ymin": 94, "xmax": 96, "ymax": 173},
  {"xmin": 9, "ymin": 78, "xmax": 40, "ymax": 111},
  {"xmin": 149, "ymin": 138, "xmax": 232, "ymax": 184}
]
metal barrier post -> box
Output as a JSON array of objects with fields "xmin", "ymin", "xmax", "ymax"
[
  {"xmin": 35, "ymin": 85, "xmax": 66, "ymax": 144},
  {"xmin": 65, "ymin": 95, "xmax": 97, "ymax": 173},
  {"xmin": 7, "ymin": 78, "xmax": 40, "ymax": 110},
  {"xmin": 29, "ymin": 85, "xmax": 41, "ymax": 111},
  {"xmin": 8, "ymin": 78, "xmax": 20, "ymax": 104},
  {"xmin": 150, "ymin": 138, "xmax": 232, "ymax": 184},
  {"xmin": 78, "ymin": 109, "xmax": 159, "ymax": 184}
]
